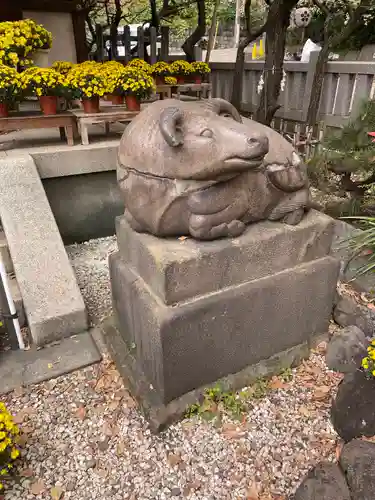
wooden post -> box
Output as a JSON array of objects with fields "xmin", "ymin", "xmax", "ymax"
[
  {"xmin": 160, "ymin": 26, "xmax": 169, "ymax": 61},
  {"xmin": 95, "ymin": 24, "xmax": 105, "ymax": 62},
  {"xmin": 150, "ymin": 26, "xmax": 157, "ymax": 64},
  {"xmin": 302, "ymin": 50, "xmax": 320, "ymax": 123},
  {"xmin": 137, "ymin": 26, "xmax": 145, "ymax": 60},
  {"xmin": 123, "ymin": 25, "xmax": 131, "ymax": 63},
  {"xmin": 72, "ymin": 10, "xmax": 88, "ymax": 62}
]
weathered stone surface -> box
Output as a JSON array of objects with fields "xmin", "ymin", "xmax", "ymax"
[
  {"xmin": 117, "ymin": 98, "xmax": 311, "ymax": 240},
  {"xmin": 292, "ymin": 462, "xmax": 351, "ymax": 500},
  {"xmin": 340, "ymin": 439, "xmax": 375, "ymax": 500},
  {"xmin": 331, "ymin": 371, "xmax": 375, "ymax": 442},
  {"xmin": 333, "ymin": 295, "xmax": 374, "ymax": 337},
  {"xmin": 110, "ymin": 252, "xmax": 339, "ymax": 404},
  {"xmin": 116, "ymin": 210, "xmax": 334, "ymax": 304},
  {"xmin": 0, "ymin": 155, "xmax": 88, "ymax": 345},
  {"xmin": 102, "ymin": 316, "xmax": 314, "ymax": 432},
  {"xmin": 326, "ymin": 326, "xmax": 368, "ymax": 373}
]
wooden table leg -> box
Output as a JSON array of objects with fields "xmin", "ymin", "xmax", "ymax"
[
  {"xmin": 65, "ymin": 125, "xmax": 74, "ymax": 146},
  {"xmin": 72, "ymin": 120, "xmax": 79, "ymax": 141},
  {"xmin": 105, "ymin": 122, "xmax": 110, "ymax": 135},
  {"xmin": 59, "ymin": 126, "xmax": 66, "ymax": 142},
  {"xmin": 80, "ymin": 122, "xmax": 89, "ymax": 146}
]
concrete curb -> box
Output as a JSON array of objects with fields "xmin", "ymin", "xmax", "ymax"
[{"xmin": 0, "ymin": 331, "xmax": 102, "ymax": 394}]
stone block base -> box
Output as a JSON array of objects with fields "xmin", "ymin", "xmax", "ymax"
[
  {"xmin": 101, "ymin": 316, "xmax": 320, "ymax": 432},
  {"xmin": 109, "ymin": 252, "xmax": 339, "ymax": 406}
]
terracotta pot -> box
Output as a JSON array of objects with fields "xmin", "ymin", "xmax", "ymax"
[
  {"xmin": 110, "ymin": 94, "xmax": 124, "ymax": 105},
  {"xmin": 0, "ymin": 103, "xmax": 9, "ymax": 118},
  {"xmin": 194, "ymin": 75, "xmax": 202, "ymax": 84},
  {"xmin": 82, "ymin": 96, "xmax": 100, "ymax": 114},
  {"xmin": 155, "ymin": 76, "xmax": 164, "ymax": 85},
  {"xmin": 39, "ymin": 95, "xmax": 58, "ymax": 116},
  {"xmin": 125, "ymin": 95, "xmax": 140, "ymax": 111},
  {"xmin": 176, "ymin": 76, "xmax": 186, "ymax": 84}
]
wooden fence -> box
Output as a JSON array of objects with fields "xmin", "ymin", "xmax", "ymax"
[{"xmin": 210, "ymin": 51, "xmax": 375, "ymax": 129}]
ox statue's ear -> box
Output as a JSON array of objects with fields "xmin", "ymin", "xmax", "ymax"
[
  {"xmin": 159, "ymin": 107, "xmax": 184, "ymax": 147},
  {"xmin": 207, "ymin": 98, "xmax": 242, "ymax": 123}
]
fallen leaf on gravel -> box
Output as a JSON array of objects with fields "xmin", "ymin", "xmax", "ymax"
[
  {"xmin": 102, "ymin": 421, "xmax": 114, "ymax": 436},
  {"xmin": 298, "ymin": 405, "xmax": 310, "ymax": 417},
  {"xmin": 108, "ymin": 400, "xmax": 120, "ymax": 410},
  {"xmin": 20, "ymin": 468, "xmax": 34, "ymax": 477},
  {"xmin": 167, "ymin": 453, "xmax": 182, "ymax": 466},
  {"xmin": 50, "ymin": 486, "xmax": 63, "ymax": 499},
  {"xmin": 116, "ymin": 440, "xmax": 126, "ymax": 456},
  {"xmin": 30, "ymin": 479, "xmax": 45, "ymax": 495},
  {"xmin": 21, "ymin": 424, "xmax": 34, "ymax": 434},
  {"xmin": 16, "ymin": 434, "xmax": 28, "ymax": 447},
  {"xmin": 269, "ymin": 377, "xmax": 288, "ymax": 390},
  {"xmin": 222, "ymin": 427, "xmax": 246, "ymax": 439},
  {"xmin": 96, "ymin": 468, "xmax": 108, "ymax": 478},
  {"xmin": 246, "ymin": 482, "xmax": 260, "ymax": 499},
  {"xmin": 75, "ymin": 405, "xmax": 86, "ymax": 420},
  {"xmin": 313, "ymin": 386, "xmax": 331, "ymax": 400}
]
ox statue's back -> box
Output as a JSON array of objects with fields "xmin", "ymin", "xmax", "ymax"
[{"xmin": 117, "ymin": 98, "xmax": 311, "ymax": 240}]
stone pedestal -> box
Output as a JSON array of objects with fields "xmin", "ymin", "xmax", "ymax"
[{"xmin": 106, "ymin": 210, "xmax": 340, "ymax": 428}]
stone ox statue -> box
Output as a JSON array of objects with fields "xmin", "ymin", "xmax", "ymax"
[{"xmin": 117, "ymin": 98, "xmax": 311, "ymax": 240}]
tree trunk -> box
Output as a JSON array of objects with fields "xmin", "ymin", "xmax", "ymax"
[
  {"xmin": 255, "ymin": 0, "xmax": 298, "ymax": 125},
  {"xmin": 231, "ymin": 0, "xmax": 265, "ymax": 111},
  {"xmin": 231, "ymin": 37, "xmax": 250, "ymax": 110},
  {"xmin": 182, "ymin": 0, "xmax": 206, "ymax": 62},
  {"xmin": 205, "ymin": 0, "xmax": 220, "ymax": 63},
  {"xmin": 306, "ymin": 44, "xmax": 330, "ymax": 126}
]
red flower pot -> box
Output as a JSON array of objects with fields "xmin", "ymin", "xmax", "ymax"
[
  {"xmin": 82, "ymin": 96, "xmax": 100, "ymax": 114},
  {"xmin": 39, "ymin": 95, "xmax": 58, "ymax": 116},
  {"xmin": 155, "ymin": 76, "xmax": 164, "ymax": 85},
  {"xmin": 110, "ymin": 95, "xmax": 124, "ymax": 105},
  {"xmin": 125, "ymin": 95, "xmax": 140, "ymax": 112},
  {"xmin": 194, "ymin": 75, "xmax": 202, "ymax": 84},
  {"xmin": 0, "ymin": 103, "xmax": 9, "ymax": 118},
  {"xmin": 176, "ymin": 76, "xmax": 185, "ymax": 84}
]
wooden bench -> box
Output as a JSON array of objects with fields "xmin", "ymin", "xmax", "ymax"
[
  {"xmin": 70, "ymin": 107, "xmax": 139, "ymax": 145},
  {"xmin": 0, "ymin": 111, "xmax": 79, "ymax": 146},
  {"xmin": 156, "ymin": 83, "xmax": 212, "ymax": 100}
]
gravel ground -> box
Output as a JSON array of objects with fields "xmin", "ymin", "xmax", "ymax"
[
  {"xmin": 66, "ymin": 236, "xmax": 117, "ymax": 326},
  {"xmin": 1, "ymin": 237, "xmax": 343, "ymax": 499}
]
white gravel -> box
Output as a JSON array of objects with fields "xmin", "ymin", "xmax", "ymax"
[
  {"xmin": 66, "ymin": 236, "xmax": 117, "ymax": 326},
  {"xmin": 1, "ymin": 236, "xmax": 342, "ymax": 499}
]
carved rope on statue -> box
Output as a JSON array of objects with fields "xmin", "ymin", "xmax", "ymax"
[{"xmin": 117, "ymin": 98, "xmax": 311, "ymax": 241}]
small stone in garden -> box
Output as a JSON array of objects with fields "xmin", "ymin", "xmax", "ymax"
[
  {"xmin": 84, "ymin": 459, "xmax": 96, "ymax": 470},
  {"xmin": 333, "ymin": 296, "xmax": 373, "ymax": 337},
  {"xmin": 339, "ymin": 439, "xmax": 375, "ymax": 500},
  {"xmin": 292, "ymin": 462, "xmax": 351, "ymax": 500},
  {"xmin": 331, "ymin": 371, "xmax": 375, "ymax": 442},
  {"xmin": 170, "ymin": 487, "xmax": 181, "ymax": 496},
  {"xmin": 325, "ymin": 325, "xmax": 368, "ymax": 373}
]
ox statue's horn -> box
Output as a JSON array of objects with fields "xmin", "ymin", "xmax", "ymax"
[
  {"xmin": 159, "ymin": 107, "xmax": 184, "ymax": 147},
  {"xmin": 207, "ymin": 98, "xmax": 242, "ymax": 123}
]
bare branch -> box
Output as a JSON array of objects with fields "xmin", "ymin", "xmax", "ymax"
[{"xmin": 311, "ymin": 0, "xmax": 330, "ymax": 16}]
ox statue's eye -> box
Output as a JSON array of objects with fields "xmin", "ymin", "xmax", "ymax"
[
  {"xmin": 200, "ymin": 128, "xmax": 213, "ymax": 138},
  {"xmin": 221, "ymin": 113, "xmax": 232, "ymax": 118}
]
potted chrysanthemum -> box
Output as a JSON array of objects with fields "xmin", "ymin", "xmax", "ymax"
[
  {"xmin": 190, "ymin": 61, "xmax": 210, "ymax": 84},
  {"xmin": 0, "ymin": 402, "xmax": 21, "ymax": 493},
  {"xmin": 0, "ymin": 64, "xmax": 20, "ymax": 117},
  {"xmin": 113, "ymin": 67, "xmax": 155, "ymax": 111},
  {"xmin": 101, "ymin": 61, "xmax": 125, "ymax": 104},
  {"xmin": 65, "ymin": 62, "xmax": 108, "ymax": 113},
  {"xmin": 51, "ymin": 61, "xmax": 74, "ymax": 75},
  {"xmin": 169, "ymin": 60, "xmax": 193, "ymax": 84},
  {"xmin": 127, "ymin": 58, "xmax": 152, "ymax": 74},
  {"xmin": 19, "ymin": 67, "xmax": 66, "ymax": 115},
  {"xmin": 151, "ymin": 61, "xmax": 171, "ymax": 85}
]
